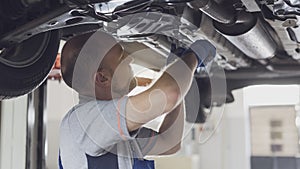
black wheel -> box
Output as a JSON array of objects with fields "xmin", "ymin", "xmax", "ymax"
[{"xmin": 0, "ymin": 30, "xmax": 60, "ymax": 100}]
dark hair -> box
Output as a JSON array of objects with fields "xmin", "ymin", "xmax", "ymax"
[
  {"xmin": 61, "ymin": 32, "xmax": 93, "ymax": 89},
  {"xmin": 60, "ymin": 31, "xmax": 118, "ymax": 93}
]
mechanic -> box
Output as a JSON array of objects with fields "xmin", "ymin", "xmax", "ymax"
[{"xmin": 59, "ymin": 30, "xmax": 215, "ymax": 169}]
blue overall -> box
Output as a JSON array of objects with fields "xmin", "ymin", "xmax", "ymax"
[{"xmin": 59, "ymin": 151, "xmax": 154, "ymax": 169}]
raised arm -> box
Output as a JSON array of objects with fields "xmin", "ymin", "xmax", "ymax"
[
  {"xmin": 126, "ymin": 52, "xmax": 198, "ymax": 131},
  {"xmin": 126, "ymin": 39, "xmax": 215, "ymax": 132}
]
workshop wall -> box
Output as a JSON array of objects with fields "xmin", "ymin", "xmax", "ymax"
[
  {"xmin": 46, "ymin": 80, "xmax": 78, "ymax": 169},
  {"xmin": 0, "ymin": 96, "xmax": 27, "ymax": 169},
  {"xmin": 196, "ymin": 85, "xmax": 300, "ymax": 169},
  {"xmin": 1, "ymin": 83, "xmax": 298, "ymax": 169}
]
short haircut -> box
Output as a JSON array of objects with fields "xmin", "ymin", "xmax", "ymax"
[{"xmin": 61, "ymin": 30, "xmax": 118, "ymax": 93}]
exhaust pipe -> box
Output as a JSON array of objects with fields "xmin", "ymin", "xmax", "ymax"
[
  {"xmin": 213, "ymin": 13, "xmax": 277, "ymax": 60},
  {"xmin": 189, "ymin": 0, "xmax": 278, "ymax": 60}
]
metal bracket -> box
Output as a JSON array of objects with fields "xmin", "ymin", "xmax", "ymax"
[
  {"xmin": 274, "ymin": 0, "xmax": 300, "ymax": 16},
  {"xmin": 240, "ymin": 0, "xmax": 261, "ymax": 12},
  {"xmin": 0, "ymin": 6, "xmax": 103, "ymax": 46}
]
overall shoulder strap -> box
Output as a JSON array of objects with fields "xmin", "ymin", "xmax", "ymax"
[{"xmin": 59, "ymin": 147, "xmax": 119, "ymax": 169}]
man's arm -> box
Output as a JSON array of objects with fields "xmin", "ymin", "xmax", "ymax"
[
  {"xmin": 126, "ymin": 53, "xmax": 197, "ymax": 131},
  {"xmin": 147, "ymin": 101, "xmax": 184, "ymax": 155}
]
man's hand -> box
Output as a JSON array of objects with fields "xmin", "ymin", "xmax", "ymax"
[
  {"xmin": 167, "ymin": 40, "xmax": 216, "ymax": 69},
  {"xmin": 187, "ymin": 40, "xmax": 216, "ymax": 68}
]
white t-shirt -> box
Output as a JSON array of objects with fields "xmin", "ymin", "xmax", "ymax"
[{"xmin": 59, "ymin": 95, "xmax": 157, "ymax": 169}]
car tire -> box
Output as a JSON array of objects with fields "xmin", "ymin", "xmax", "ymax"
[{"xmin": 0, "ymin": 30, "xmax": 60, "ymax": 100}]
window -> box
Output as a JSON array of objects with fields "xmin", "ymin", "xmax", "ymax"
[
  {"xmin": 270, "ymin": 131, "xmax": 283, "ymax": 140},
  {"xmin": 271, "ymin": 144, "xmax": 283, "ymax": 152},
  {"xmin": 270, "ymin": 120, "xmax": 282, "ymax": 128}
]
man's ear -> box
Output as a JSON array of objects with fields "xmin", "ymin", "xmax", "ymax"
[{"xmin": 94, "ymin": 69, "xmax": 111, "ymax": 87}]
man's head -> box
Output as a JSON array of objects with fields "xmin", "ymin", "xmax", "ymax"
[{"xmin": 61, "ymin": 30, "xmax": 136, "ymax": 100}]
